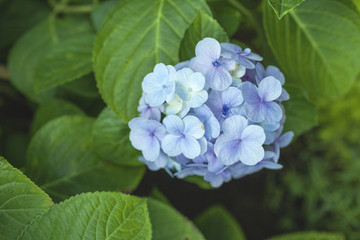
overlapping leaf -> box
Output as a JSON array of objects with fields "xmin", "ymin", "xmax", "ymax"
[
  {"xmin": 18, "ymin": 192, "xmax": 152, "ymax": 240},
  {"xmin": 147, "ymin": 198, "xmax": 205, "ymax": 240},
  {"xmin": 0, "ymin": 158, "xmax": 53, "ymax": 240},
  {"xmin": 268, "ymin": 0, "xmax": 305, "ymax": 19},
  {"xmin": 26, "ymin": 115, "xmax": 145, "ymax": 202},
  {"xmin": 180, "ymin": 11, "xmax": 228, "ymax": 61},
  {"xmin": 264, "ymin": 0, "xmax": 360, "ymax": 100},
  {"xmin": 93, "ymin": 0, "xmax": 211, "ymax": 122},
  {"xmin": 92, "ymin": 107, "xmax": 142, "ymax": 166}
]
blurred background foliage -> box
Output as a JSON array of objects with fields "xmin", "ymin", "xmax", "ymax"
[{"xmin": 0, "ymin": 0, "xmax": 359, "ymax": 239}]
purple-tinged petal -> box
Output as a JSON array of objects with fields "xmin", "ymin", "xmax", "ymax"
[
  {"xmin": 258, "ymin": 76, "xmax": 282, "ymax": 101},
  {"xmin": 205, "ymin": 116, "xmax": 220, "ymax": 139},
  {"xmin": 205, "ymin": 66, "xmax": 232, "ymax": 91},
  {"xmin": 265, "ymin": 65, "xmax": 285, "ymax": 85},
  {"xmin": 183, "ymin": 115, "xmax": 205, "ymax": 139},
  {"xmin": 244, "ymin": 102, "xmax": 264, "ymax": 122},
  {"xmin": 236, "ymin": 56, "xmax": 255, "ymax": 69},
  {"xmin": 222, "ymin": 87, "xmax": 243, "ymax": 107},
  {"xmin": 246, "ymin": 52, "xmax": 263, "ymax": 61},
  {"xmin": 239, "ymin": 144, "xmax": 264, "ymax": 165},
  {"xmin": 177, "ymin": 154, "xmax": 192, "ymax": 164},
  {"xmin": 163, "ymin": 115, "xmax": 184, "ymax": 135},
  {"xmin": 260, "ymin": 102, "xmax": 282, "ymax": 124},
  {"xmin": 161, "ymin": 135, "xmax": 182, "ymax": 157},
  {"xmin": 139, "ymin": 153, "xmax": 167, "ymax": 171},
  {"xmin": 278, "ymin": 131, "xmax": 294, "ymax": 148},
  {"xmin": 241, "ymin": 82, "xmax": 260, "ymax": 104},
  {"xmin": 220, "ymin": 42, "xmax": 240, "ymax": 57},
  {"xmin": 141, "ymin": 136, "xmax": 160, "ymax": 161},
  {"xmin": 214, "ymin": 135, "xmax": 241, "ymax": 165},
  {"xmin": 220, "ymin": 57, "xmax": 236, "ymax": 71},
  {"xmin": 175, "ymin": 60, "xmax": 190, "ymax": 70},
  {"xmin": 189, "ymin": 55, "xmax": 213, "ymax": 75},
  {"xmin": 277, "ymin": 88, "xmax": 290, "ymax": 102},
  {"xmin": 255, "ymin": 62, "xmax": 266, "ymax": 83},
  {"xmin": 198, "ymin": 136, "xmax": 208, "ymax": 155},
  {"xmin": 241, "ymin": 125, "xmax": 266, "ymax": 146}
]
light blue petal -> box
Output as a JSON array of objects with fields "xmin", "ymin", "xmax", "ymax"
[
  {"xmin": 239, "ymin": 144, "xmax": 264, "ymax": 165},
  {"xmin": 141, "ymin": 136, "xmax": 160, "ymax": 161},
  {"xmin": 181, "ymin": 136, "xmax": 201, "ymax": 159},
  {"xmin": 163, "ymin": 115, "xmax": 184, "ymax": 135},
  {"xmin": 189, "ymin": 55, "xmax": 212, "ymax": 75},
  {"xmin": 195, "ymin": 37, "xmax": 221, "ymax": 59},
  {"xmin": 198, "ymin": 136, "xmax": 208, "ymax": 155},
  {"xmin": 187, "ymin": 90, "xmax": 208, "ymax": 108},
  {"xmin": 205, "ymin": 66, "xmax": 232, "ymax": 91},
  {"xmin": 278, "ymin": 131, "xmax": 294, "ymax": 148},
  {"xmin": 161, "ymin": 134, "xmax": 182, "ymax": 157},
  {"xmin": 220, "ymin": 57, "xmax": 236, "ymax": 71},
  {"xmin": 145, "ymin": 89, "xmax": 167, "ymax": 106},
  {"xmin": 183, "ymin": 115, "xmax": 205, "ymax": 139},
  {"xmin": 175, "ymin": 60, "xmax": 190, "ymax": 70},
  {"xmin": 222, "ymin": 87, "xmax": 243, "ymax": 107},
  {"xmin": 153, "ymin": 63, "xmax": 169, "ymax": 84},
  {"xmin": 221, "ymin": 115, "xmax": 248, "ymax": 139},
  {"xmin": 188, "ymin": 72, "xmax": 206, "ymax": 91},
  {"xmin": 265, "ymin": 65, "xmax": 285, "ymax": 85},
  {"xmin": 206, "ymin": 116, "xmax": 220, "ymax": 139},
  {"xmin": 261, "ymin": 102, "xmax": 283, "ymax": 124},
  {"xmin": 241, "ymin": 81, "xmax": 260, "ymax": 104},
  {"xmin": 193, "ymin": 104, "xmax": 213, "ymax": 121},
  {"xmin": 258, "ymin": 76, "xmax": 282, "ymax": 102},
  {"xmin": 241, "ymin": 125, "xmax": 266, "ymax": 146},
  {"xmin": 255, "ymin": 62, "xmax": 265, "ymax": 82},
  {"xmin": 214, "ymin": 135, "xmax": 241, "ymax": 165},
  {"xmin": 277, "ymin": 88, "xmax": 290, "ymax": 102},
  {"xmin": 244, "ymin": 102, "xmax": 264, "ymax": 122}
]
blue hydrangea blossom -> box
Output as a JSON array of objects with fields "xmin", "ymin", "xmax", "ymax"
[{"xmin": 128, "ymin": 37, "xmax": 293, "ymax": 188}]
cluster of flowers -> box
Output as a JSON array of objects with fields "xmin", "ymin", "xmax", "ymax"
[{"xmin": 129, "ymin": 38, "xmax": 293, "ymax": 187}]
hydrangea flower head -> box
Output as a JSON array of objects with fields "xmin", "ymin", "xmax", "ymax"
[{"xmin": 128, "ymin": 37, "xmax": 293, "ymax": 188}]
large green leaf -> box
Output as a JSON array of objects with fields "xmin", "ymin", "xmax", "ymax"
[
  {"xmin": 8, "ymin": 16, "xmax": 93, "ymax": 102},
  {"xmin": 194, "ymin": 205, "xmax": 245, "ymax": 240},
  {"xmin": 0, "ymin": 0, "xmax": 50, "ymax": 47},
  {"xmin": 147, "ymin": 198, "xmax": 205, "ymax": 240},
  {"xmin": 93, "ymin": 0, "xmax": 211, "ymax": 122},
  {"xmin": 267, "ymin": 231, "xmax": 345, "ymax": 240},
  {"xmin": 267, "ymin": 0, "xmax": 305, "ymax": 19},
  {"xmin": 26, "ymin": 115, "xmax": 145, "ymax": 202},
  {"xmin": 208, "ymin": 1, "xmax": 242, "ymax": 37},
  {"xmin": 18, "ymin": 192, "xmax": 152, "ymax": 240},
  {"xmin": 91, "ymin": 0, "xmax": 118, "ymax": 30},
  {"xmin": 34, "ymin": 33, "xmax": 95, "ymax": 93},
  {"xmin": 92, "ymin": 107, "xmax": 143, "ymax": 166},
  {"xmin": 30, "ymin": 98, "xmax": 84, "ymax": 135},
  {"xmin": 179, "ymin": 11, "xmax": 228, "ymax": 61},
  {"xmin": 263, "ymin": 0, "xmax": 360, "ymax": 100},
  {"xmin": 0, "ymin": 158, "xmax": 53, "ymax": 240},
  {"xmin": 283, "ymin": 85, "xmax": 318, "ymax": 136}
]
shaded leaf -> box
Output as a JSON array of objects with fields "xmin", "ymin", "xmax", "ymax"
[
  {"xmin": 147, "ymin": 198, "xmax": 205, "ymax": 240},
  {"xmin": 26, "ymin": 115, "xmax": 145, "ymax": 202},
  {"xmin": 0, "ymin": 158, "xmax": 53, "ymax": 240},
  {"xmin": 194, "ymin": 205, "xmax": 245, "ymax": 240},
  {"xmin": 283, "ymin": 85, "xmax": 318, "ymax": 136},
  {"xmin": 267, "ymin": 231, "xmax": 345, "ymax": 240},
  {"xmin": 92, "ymin": 107, "xmax": 142, "ymax": 166},
  {"xmin": 34, "ymin": 33, "xmax": 95, "ymax": 93},
  {"xmin": 18, "ymin": 192, "xmax": 151, "ymax": 240},
  {"xmin": 91, "ymin": 0, "xmax": 118, "ymax": 30},
  {"xmin": 8, "ymin": 16, "xmax": 93, "ymax": 102},
  {"xmin": 268, "ymin": 0, "xmax": 305, "ymax": 19},
  {"xmin": 0, "ymin": 0, "xmax": 50, "ymax": 47},
  {"xmin": 93, "ymin": 0, "xmax": 211, "ymax": 122},
  {"xmin": 263, "ymin": 0, "xmax": 360, "ymax": 100},
  {"xmin": 208, "ymin": 1, "xmax": 242, "ymax": 36},
  {"xmin": 180, "ymin": 11, "xmax": 228, "ymax": 61}
]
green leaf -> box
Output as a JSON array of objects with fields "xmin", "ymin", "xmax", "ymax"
[
  {"xmin": 354, "ymin": 0, "xmax": 360, "ymax": 13},
  {"xmin": 149, "ymin": 187, "xmax": 170, "ymax": 205},
  {"xmin": 8, "ymin": 16, "xmax": 93, "ymax": 102},
  {"xmin": 267, "ymin": 231, "xmax": 345, "ymax": 240},
  {"xmin": 30, "ymin": 98, "xmax": 84, "ymax": 135},
  {"xmin": 0, "ymin": 0, "xmax": 50, "ymax": 47},
  {"xmin": 34, "ymin": 33, "xmax": 95, "ymax": 93},
  {"xmin": 208, "ymin": 1, "xmax": 242, "ymax": 36},
  {"xmin": 93, "ymin": 0, "xmax": 211, "ymax": 122},
  {"xmin": 60, "ymin": 74, "xmax": 100, "ymax": 99},
  {"xmin": 0, "ymin": 158, "xmax": 53, "ymax": 240},
  {"xmin": 194, "ymin": 205, "xmax": 245, "ymax": 240},
  {"xmin": 147, "ymin": 198, "xmax": 205, "ymax": 240},
  {"xmin": 268, "ymin": 0, "xmax": 305, "ymax": 19},
  {"xmin": 180, "ymin": 11, "xmax": 229, "ymax": 61},
  {"xmin": 184, "ymin": 175, "xmax": 212, "ymax": 189},
  {"xmin": 283, "ymin": 85, "xmax": 318, "ymax": 136},
  {"xmin": 263, "ymin": 0, "xmax": 360, "ymax": 100},
  {"xmin": 18, "ymin": 192, "xmax": 152, "ymax": 240},
  {"xmin": 92, "ymin": 107, "xmax": 143, "ymax": 166},
  {"xmin": 26, "ymin": 115, "xmax": 145, "ymax": 202},
  {"xmin": 91, "ymin": 0, "xmax": 118, "ymax": 30}
]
